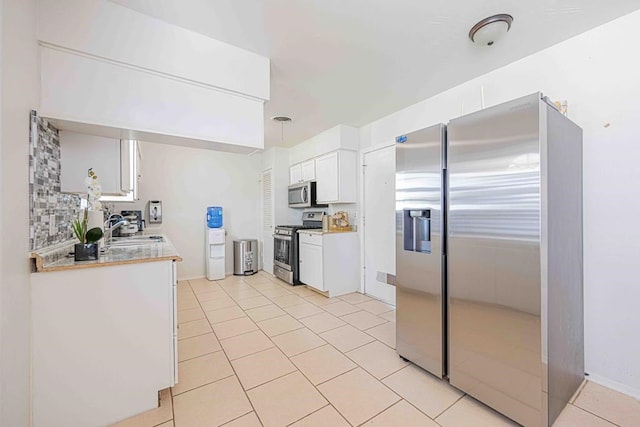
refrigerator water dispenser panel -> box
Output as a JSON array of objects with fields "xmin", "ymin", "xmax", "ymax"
[{"xmin": 403, "ymin": 209, "xmax": 431, "ymax": 253}]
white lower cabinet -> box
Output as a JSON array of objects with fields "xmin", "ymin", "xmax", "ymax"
[
  {"xmin": 299, "ymin": 237, "xmax": 324, "ymax": 290},
  {"xmin": 298, "ymin": 231, "xmax": 359, "ymax": 297},
  {"xmin": 31, "ymin": 260, "xmax": 177, "ymax": 427},
  {"xmin": 171, "ymin": 261, "xmax": 179, "ymax": 385}
]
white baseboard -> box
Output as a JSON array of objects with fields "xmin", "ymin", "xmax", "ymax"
[{"xmin": 586, "ymin": 372, "xmax": 640, "ymax": 400}]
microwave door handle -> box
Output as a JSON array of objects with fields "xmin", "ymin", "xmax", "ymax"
[{"xmin": 301, "ymin": 186, "xmax": 308, "ymax": 203}]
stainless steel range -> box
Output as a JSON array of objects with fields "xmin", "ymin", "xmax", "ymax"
[{"xmin": 273, "ymin": 210, "xmax": 324, "ymax": 284}]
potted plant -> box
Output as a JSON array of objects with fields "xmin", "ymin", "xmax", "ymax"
[
  {"xmin": 72, "ymin": 168, "xmax": 104, "ymax": 261},
  {"xmin": 72, "ymin": 208, "xmax": 104, "ymax": 261}
]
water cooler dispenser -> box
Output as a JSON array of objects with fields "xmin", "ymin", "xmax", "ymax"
[{"xmin": 206, "ymin": 207, "xmax": 225, "ymax": 281}]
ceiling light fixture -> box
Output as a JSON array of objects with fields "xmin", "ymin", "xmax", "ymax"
[
  {"xmin": 469, "ymin": 14, "xmax": 513, "ymax": 46},
  {"xmin": 271, "ymin": 116, "xmax": 292, "ymax": 142}
]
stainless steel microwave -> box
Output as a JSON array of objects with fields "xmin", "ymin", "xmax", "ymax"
[{"xmin": 288, "ymin": 181, "xmax": 327, "ymax": 208}]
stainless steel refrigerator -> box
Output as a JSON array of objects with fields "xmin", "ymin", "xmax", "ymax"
[
  {"xmin": 395, "ymin": 123, "xmax": 446, "ymax": 378},
  {"xmin": 396, "ymin": 93, "xmax": 584, "ymax": 427}
]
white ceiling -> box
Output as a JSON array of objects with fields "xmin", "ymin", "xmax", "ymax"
[{"xmin": 111, "ymin": 0, "xmax": 640, "ymax": 149}]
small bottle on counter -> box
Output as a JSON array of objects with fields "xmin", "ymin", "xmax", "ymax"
[{"xmin": 322, "ymin": 215, "xmax": 330, "ymax": 232}]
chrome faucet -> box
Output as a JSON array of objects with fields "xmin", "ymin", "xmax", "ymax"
[{"xmin": 104, "ymin": 214, "xmax": 129, "ymax": 246}]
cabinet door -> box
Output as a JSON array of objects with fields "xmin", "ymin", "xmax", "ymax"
[
  {"xmin": 289, "ymin": 164, "xmax": 302, "ymax": 184},
  {"xmin": 120, "ymin": 140, "xmax": 132, "ymax": 193},
  {"xmin": 300, "ymin": 160, "xmax": 315, "ymax": 181},
  {"xmin": 315, "ymin": 152, "xmax": 339, "ymax": 203},
  {"xmin": 299, "ymin": 242, "xmax": 324, "ymax": 290},
  {"xmin": 171, "ymin": 261, "xmax": 178, "ymax": 385}
]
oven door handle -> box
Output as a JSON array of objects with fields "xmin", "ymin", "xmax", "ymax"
[{"xmin": 274, "ymin": 234, "xmax": 292, "ymax": 241}]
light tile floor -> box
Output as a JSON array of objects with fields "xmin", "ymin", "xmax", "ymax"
[{"xmin": 113, "ymin": 271, "xmax": 640, "ymax": 427}]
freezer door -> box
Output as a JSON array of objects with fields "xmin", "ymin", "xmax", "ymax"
[
  {"xmin": 447, "ymin": 93, "xmax": 542, "ymax": 426},
  {"xmin": 395, "ymin": 123, "xmax": 445, "ymax": 377}
]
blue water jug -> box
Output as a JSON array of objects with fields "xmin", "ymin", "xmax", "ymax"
[{"xmin": 207, "ymin": 206, "xmax": 223, "ymax": 228}]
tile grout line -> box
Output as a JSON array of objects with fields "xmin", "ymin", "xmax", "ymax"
[
  {"xmin": 219, "ymin": 278, "xmax": 324, "ymax": 408},
  {"xmin": 391, "ymin": 392, "xmax": 451, "ymax": 425},
  {"xmin": 177, "ymin": 328, "xmax": 212, "ymax": 341},
  {"xmin": 168, "ymin": 365, "xmax": 177, "ymax": 427},
  {"xmin": 180, "ymin": 275, "xmax": 401, "ymax": 427},
  {"xmin": 240, "ymin": 367, "xmax": 303, "ymax": 393},
  {"xmin": 252, "ymin": 284, "xmax": 387, "ymax": 423},
  {"xmin": 284, "ymin": 404, "xmax": 332, "ymax": 426},
  {"xmin": 170, "ymin": 372, "xmax": 236, "ymax": 397},
  {"xmin": 570, "ymin": 402, "xmax": 623, "ymax": 426},
  {"xmin": 377, "ymin": 363, "xmax": 410, "ymax": 381},
  {"xmin": 249, "ymin": 278, "xmax": 393, "ymax": 424},
  {"xmin": 570, "ymin": 378, "xmax": 588, "ymax": 404},
  {"xmin": 189, "ymin": 278, "xmax": 263, "ymax": 424},
  {"xmin": 432, "ymin": 392, "xmax": 466, "ymax": 420},
  {"xmin": 176, "ymin": 347, "xmax": 224, "ymax": 364},
  {"xmin": 310, "ymin": 365, "xmax": 360, "ymax": 388},
  {"xmin": 219, "ymin": 410, "xmax": 259, "ymax": 426},
  {"xmin": 353, "ymin": 398, "xmax": 403, "ymax": 426}
]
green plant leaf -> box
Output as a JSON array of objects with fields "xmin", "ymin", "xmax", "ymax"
[
  {"xmin": 85, "ymin": 227, "xmax": 104, "ymax": 243},
  {"xmin": 72, "ymin": 219, "xmax": 84, "ymax": 242}
]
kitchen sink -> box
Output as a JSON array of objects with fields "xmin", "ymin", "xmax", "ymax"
[{"xmin": 107, "ymin": 235, "xmax": 165, "ymax": 248}]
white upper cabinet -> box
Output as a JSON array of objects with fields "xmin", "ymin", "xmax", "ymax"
[
  {"xmin": 289, "ymin": 160, "xmax": 315, "ymax": 184},
  {"xmin": 60, "ymin": 131, "xmax": 136, "ymax": 196},
  {"xmin": 289, "ymin": 164, "xmax": 302, "ymax": 185},
  {"xmin": 301, "ymin": 160, "xmax": 316, "ymax": 181},
  {"xmin": 315, "ymin": 150, "xmax": 357, "ymax": 204},
  {"xmin": 287, "ymin": 125, "xmax": 358, "ymax": 202},
  {"xmin": 37, "ymin": 0, "xmax": 269, "ymax": 153}
]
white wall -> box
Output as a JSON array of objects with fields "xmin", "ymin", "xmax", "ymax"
[
  {"xmin": 0, "ymin": 0, "xmax": 39, "ymax": 424},
  {"xmin": 261, "ymin": 147, "xmax": 299, "ymax": 274},
  {"xmin": 359, "ymin": 10, "xmax": 640, "ymax": 398},
  {"xmin": 114, "ymin": 142, "xmax": 262, "ymax": 280}
]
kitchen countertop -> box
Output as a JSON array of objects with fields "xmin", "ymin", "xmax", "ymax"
[
  {"xmin": 30, "ymin": 233, "xmax": 182, "ymax": 273},
  {"xmin": 297, "ymin": 229, "xmax": 356, "ymax": 235}
]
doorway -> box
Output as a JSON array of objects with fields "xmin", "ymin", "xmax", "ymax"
[{"xmin": 362, "ymin": 145, "xmax": 396, "ymax": 305}]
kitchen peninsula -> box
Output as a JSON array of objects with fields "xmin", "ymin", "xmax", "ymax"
[{"xmin": 30, "ymin": 236, "xmax": 182, "ymax": 426}]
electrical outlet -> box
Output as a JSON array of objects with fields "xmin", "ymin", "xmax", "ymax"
[{"xmin": 49, "ymin": 214, "xmax": 56, "ymax": 235}]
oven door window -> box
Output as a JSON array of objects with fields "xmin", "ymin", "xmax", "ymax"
[{"xmin": 274, "ymin": 235, "xmax": 292, "ymax": 268}]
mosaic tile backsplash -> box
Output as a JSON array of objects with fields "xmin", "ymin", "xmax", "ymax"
[{"xmin": 29, "ymin": 111, "xmax": 82, "ymax": 251}]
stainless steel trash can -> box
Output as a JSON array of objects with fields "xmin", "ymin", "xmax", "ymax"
[{"xmin": 233, "ymin": 239, "xmax": 258, "ymax": 276}]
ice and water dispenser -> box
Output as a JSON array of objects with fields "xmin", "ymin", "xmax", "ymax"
[
  {"xmin": 206, "ymin": 207, "xmax": 225, "ymax": 281},
  {"xmin": 403, "ymin": 209, "xmax": 431, "ymax": 253},
  {"xmin": 205, "ymin": 206, "xmax": 258, "ymax": 279}
]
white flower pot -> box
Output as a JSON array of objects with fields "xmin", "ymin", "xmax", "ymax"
[{"xmin": 85, "ymin": 210, "xmax": 104, "ymax": 246}]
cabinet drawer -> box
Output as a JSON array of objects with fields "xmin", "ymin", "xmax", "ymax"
[{"xmin": 298, "ymin": 232, "xmax": 322, "ymax": 246}]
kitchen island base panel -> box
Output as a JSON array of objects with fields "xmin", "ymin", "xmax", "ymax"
[{"xmin": 31, "ymin": 260, "xmax": 177, "ymax": 427}]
